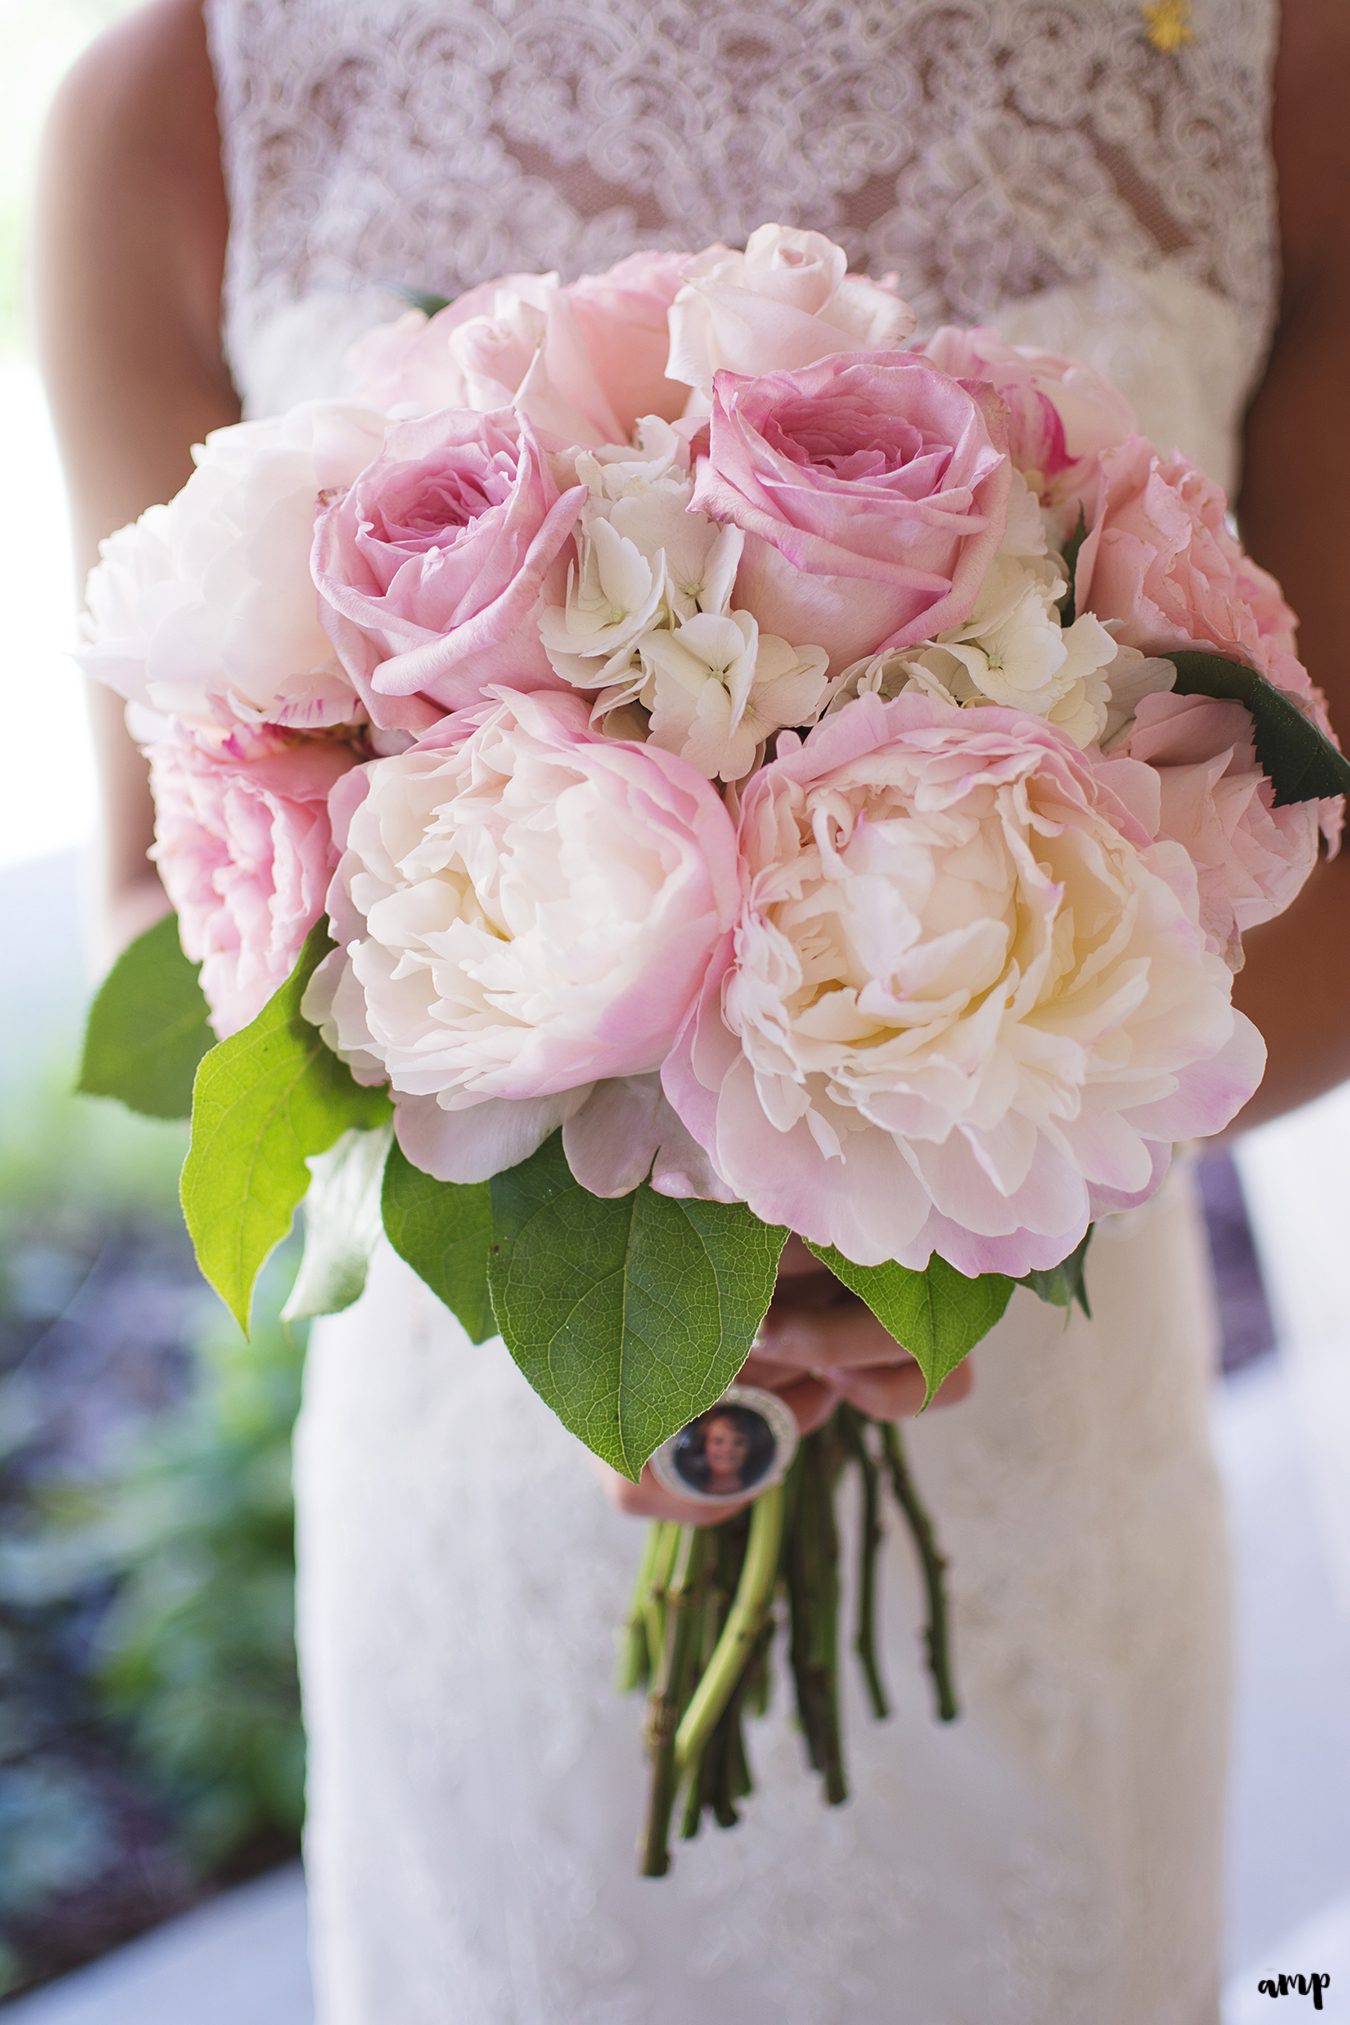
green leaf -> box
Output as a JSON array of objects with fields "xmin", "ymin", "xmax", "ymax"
[
  {"xmin": 1058, "ymin": 505, "xmax": 1089, "ymax": 627},
  {"xmin": 78, "ymin": 913, "xmax": 213, "ymax": 1120},
  {"xmin": 381, "ymin": 1141, "xmax": 496, "ymax": 1344},
  {"xmin": 488, "ymin": 1135, "xmax": 787, "ymax": 1479},
  {"xmin": 1167, "ymin": 650, "xmax": 1350, "ymax": 807},
  {"xmin": 806, "ymin": 1245, "xmax": 1014, "ymax": 1406},
  {"xmin": 1019, "ymin": 1228, "xmax": 1094, "ymax": 1319},
  {"xmin": 394, "ymin": 285, "xmax": 452, "ymax": 317},
  {"xmin": 181, "ymin": 928, "xmax": 390, "ymax": 1333},
  {"xmin": 283, "ymin": 1123, "xmax": 393, "ymax": 1323}
]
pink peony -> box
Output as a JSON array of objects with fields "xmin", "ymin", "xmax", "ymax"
[
  {"xmin": 303, "ymin": 689, "xmax": 742, "ymax": 1186},
  {"xmin": 1074, "ymin": 437, "xmax": 1312, "ymax": 697},
  {"xmin": 921, "ymin": 325, "xmax": 1134, "ymax": 526},
  {"xmin": 691, "ymin": 352, "xmax": 1011, "ymax": 672},
  {"xmin": 661, "ymin": 692, "xmax": 1264, "ymax": 1276},
  {"xmin": 148, "ymin": 726, "xmax": 360, "ymax": 1038},
  {"xmin": 348, "ymin": 254, "xmax": 690, "ymax": 445},
  {"xmin": 667, "ymin": 225, "xmax": 915, "ymax": 395},
  {"xmin": 313, "ymin": 407, "xmax": 585, "ymax": 733},
  {"xmin": 1122, "ymin": 691, "xmax": 1322, "ymax": 968}
]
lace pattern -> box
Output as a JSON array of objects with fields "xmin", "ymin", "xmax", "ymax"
[{"xmin": 207, "ymin": 0, "xmax": 1280, "ymax": 418}]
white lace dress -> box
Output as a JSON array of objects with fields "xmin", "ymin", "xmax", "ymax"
[{"xmin": 205, "ymin": 3, "xmax": 1282, "ymax": 2018}]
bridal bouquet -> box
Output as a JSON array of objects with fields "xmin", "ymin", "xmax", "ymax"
[{"xmin": 78, "ymin": 226, "xmax": 1347, "ymax": 1875}]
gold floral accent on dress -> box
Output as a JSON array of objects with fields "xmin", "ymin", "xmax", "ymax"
[{"xmin": 1141, "ymin": 0, "xmax": 1195, "ymax": 52}]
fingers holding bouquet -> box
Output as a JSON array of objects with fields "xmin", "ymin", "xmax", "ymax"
[
  {"xmin": 596, "ymin": 1236, "xmax": 974, "ymax": 1526},
  {"xmin": 747, "ymin": 1236, "xmax": 976, "ymax": 1426}
]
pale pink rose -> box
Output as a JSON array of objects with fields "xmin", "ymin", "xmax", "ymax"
[
  {"xmin": 346, "ymin": 276, "xmax": 546, "ymax": 412},
  {"xmin": 921, "ymin": 325, "xmax": 1134, "ymax": 523},
  {"xmin": 667, "ymin": 225, "xmax": 915, "ymax": 394},
  {"xmin": 1075, "ymin": 437, "xmax": 1313, "ymax": 698},
  {"xmin": 313, "ymin": 408, "xmax": 585, "ymax": 733},
  {"xmin": 1122, "ymin": 691, "xmax": 1322, "ymax": 967},
  {"xmin": 148, "ymin": 726, "xmax": 359, "ymax": 1038},
  {"xmin": 303, "ymin": 689, "xmax": 742, "ymax": 1186},
  {"xmin": 81, "ymin": 403, "xmax": 387, "ymax": 732},
  {"xmin": 566, "ymin": 251, "xmax": 692, "ymax": 431},
  {"xmin": 662, "ymin": 692, "xmax": 1264, "ymax": 1276},
  {"xmin": 691, "ymin": 351, "xmax": 1011, "ymax": 671},
  {"xmin": 348, "ymin": 255, "xmax": 689, "ymax": 445}
]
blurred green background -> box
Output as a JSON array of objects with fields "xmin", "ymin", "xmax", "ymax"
[
  {"xmin": 0, "ymin": 1076, "xmax": 306, "ymax": 1999},
  {"xmin": 1, "ymin": 3, "xmax": 306, "ymax": 1999}
]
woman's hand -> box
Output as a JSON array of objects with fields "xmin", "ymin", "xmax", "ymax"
[{"xmin": 593, "ymin": 1236, "xmax": 974, "ymax": 1524}]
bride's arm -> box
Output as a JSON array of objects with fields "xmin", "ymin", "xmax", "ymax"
[
  {"xmin": 34, "ymin": 0, "xmax": 238, "ymax": 960},
  {"xmin": 1231, "ymin": 0, "xmax": 1350, "ymax": 1124}
]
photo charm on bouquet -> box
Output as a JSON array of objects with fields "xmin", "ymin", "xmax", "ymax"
[
  {"xmin": 73, "ymin": 222, "xmax": 1350, "ymax": 1878},
  {"xmin": 649, "ymin": 1385, "xmax": 798, "ymax": 1506}
]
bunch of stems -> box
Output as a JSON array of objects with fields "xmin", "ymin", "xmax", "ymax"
[{"xmin": 626, "ymin": 1405, "xmax": 959, "ymax": 1877}]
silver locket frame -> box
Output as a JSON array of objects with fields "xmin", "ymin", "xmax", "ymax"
[{"xmin": 648, "ymin": 1383, "xmax": 799, "ymax": 1506}]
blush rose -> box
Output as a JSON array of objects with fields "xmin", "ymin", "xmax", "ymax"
[
  {"xmin": 667, "ymin": 224, "xmax": 916, "ymax": 394},
  {"xmin": 691, "ymin": 351, "xmax": 1011, "ymax": 672},
  {"xmin": 313, "ymin": 407, "xmax": 585, "ymax": 733},
  {"xmin": 348, "ymin": 252, "xmax": 691, "ymax": 445}
]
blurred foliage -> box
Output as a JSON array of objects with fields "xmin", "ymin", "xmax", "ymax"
[
  {"xmin": 0, "ymin": 1073, "xmax": 305, "ymax": 1997},
  {"xmin": 83, "ymin": 1295, "xmax": 306, "ymax": 1861}
]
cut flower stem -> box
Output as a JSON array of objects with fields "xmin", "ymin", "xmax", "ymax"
[{"xmin": 629, "ymin": 1402, "xmax": 960, "ymax": 1875}]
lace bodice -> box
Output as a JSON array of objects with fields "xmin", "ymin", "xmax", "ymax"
[{"xmin": 207, "ymin": 0, "xmax": 1281, "ymax": 490}]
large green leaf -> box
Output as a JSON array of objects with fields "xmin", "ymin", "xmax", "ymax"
[
  {"xmin": 488, "ymin": 1135, "xmax": 787, "ymax": 1479},
  {"xmin": 381, "ymin": 1141, "xmax": 496, "ymax": 1344},
  {"xmin": 1167, "ymin": 650, "xmax": 1350, "ymax": 807},
  {"xmin": 283, "ymin": 1123, "xmax": 393, "ymax": 1323},
  {"xmin": 181, "ymin": 929, "xmax": 390, "ymax": 1333},
  {"xmin": 1019, "ymin": 1228, "xmax": 1094, "ymax": 1319},
  {"xmin": 806, "ymin": 1245, "xmax": 1014, "ymax": 1406},
  {"xmin": 78, "ymin": 913, "xmax": 212, "ymax": 1120}
]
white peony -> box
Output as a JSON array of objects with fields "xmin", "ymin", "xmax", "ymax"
[
  {"xmin": 305, "ymin": 689, "xmax": 741, "ymax": 1185},
  {"xmin": 80, "ymin": 402, "xmax": 387, "ymax": 732}
]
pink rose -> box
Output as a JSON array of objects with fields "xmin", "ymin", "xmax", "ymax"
[
  {"xmin": 313, "ymin": 408, "xmax": 585, "ymax": 733},
  {"xmin": 691, "ymin": 352, "xmax": 1011, "ymax": 672},
  {"xmin": 348, "ymin": 255, "xmax": 690, "ymax": 446},
  {"xmin": 303, "ymin": 689, "xmax": 742, "ymax": 1186},
  {"xmin": 662, "ymin": 692, "xmax": 1264, "ymax": 1276},
  {"xmin": 667, "ymin": 225, "xmax": 915, "ymax": 394},
  {"xmin": 921, "ymin": 325, "xmax": 1133, "ymax": 524},
  {"xmin": 1075, "ymin": 438, "xmax": 1312, "ymax": 697},
  {"xmin": 565, "ymin": 251, "xmax": 692, "ymax": 432},
  {"xmin": 148, "ymin": 726, "xmax": 359, "ymax": 1038},
  {"xmin": 347, "ymin": 275, "xmax": 547, "ymax": 413},
  {"xmin": 1122, "ymin": 691, "xmax": 1322, "ymax": 967}
]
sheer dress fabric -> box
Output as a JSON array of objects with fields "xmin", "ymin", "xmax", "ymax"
[{"xmin": 203, "ymin": 2, "xmax": 1281, "ymax": 2017}]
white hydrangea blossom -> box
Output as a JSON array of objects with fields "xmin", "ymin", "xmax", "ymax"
[
  {"xmin": 830, "ymin": 473, "xmax": 1174, "ymax": 750},
  {"xmin": 543, "ymin": 414, "xmax": 828, "ymax": 777},
  {"xmin": 537, "ymin": 510, "xmax": 669, "ymax": 688},
  {"xmin": 633, "ymin": 611, "xmax": 830, "ymax": 783}
]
